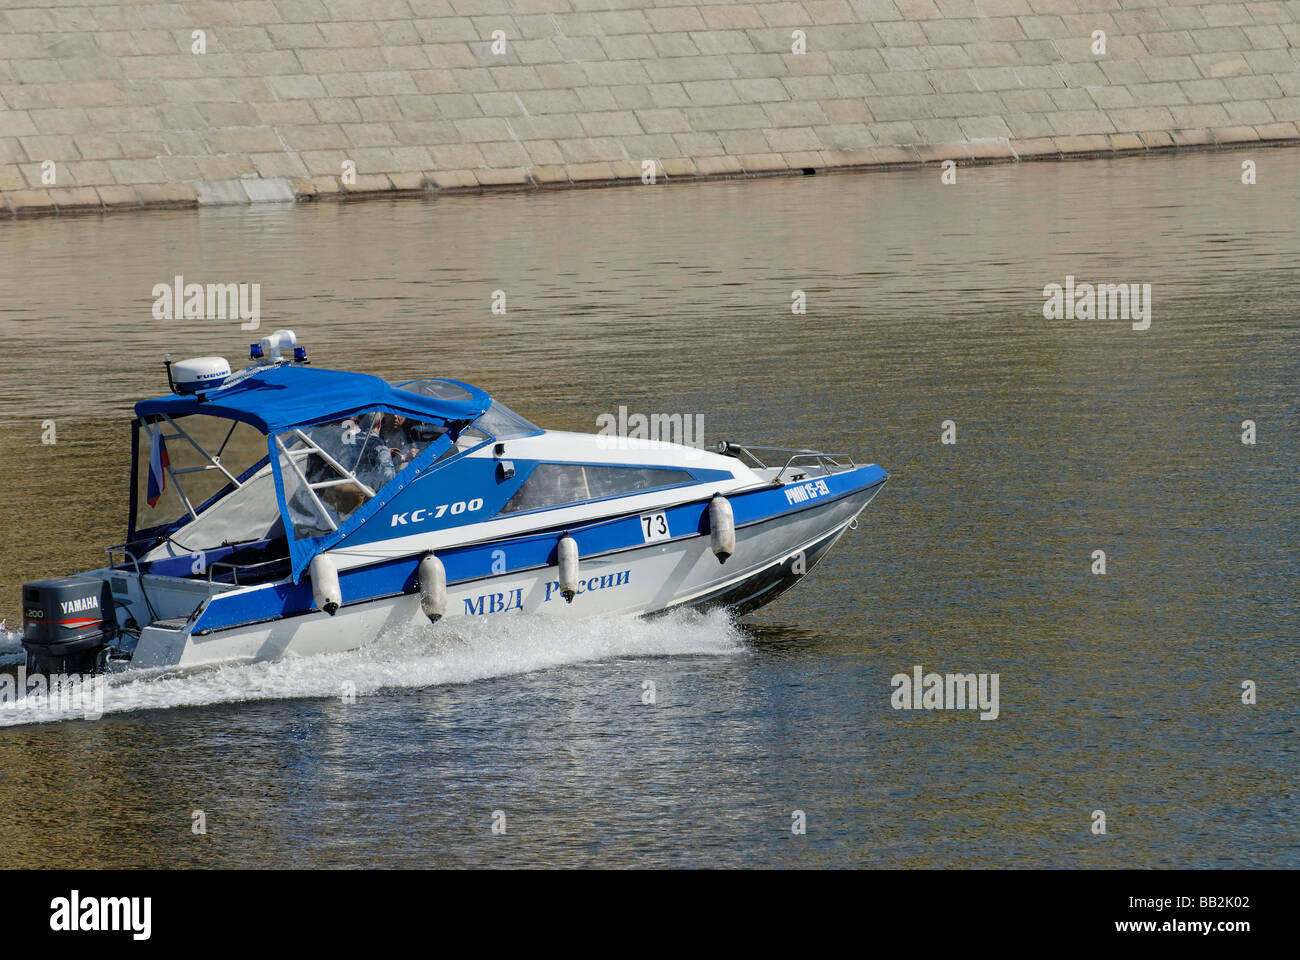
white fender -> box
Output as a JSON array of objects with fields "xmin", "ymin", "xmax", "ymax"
[
  {"xmin": 309, "ymin": 554, "xmax": 341, "ymax": 616},
  {"xmin": 418, "ymin": 554, "xmax": 447, "ymax": 623},
  {"xmin": 557, "ymin": 536, "xmax": 579, "ymax": 603},
  {"xmin": 709, "ymin": 494, "xmax": 735, "ymax": 564}
]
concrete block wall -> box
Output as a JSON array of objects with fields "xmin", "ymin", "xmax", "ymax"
[{"xmin": 1, "ymin": 0, "xmax": 1298, "ymax": 214}]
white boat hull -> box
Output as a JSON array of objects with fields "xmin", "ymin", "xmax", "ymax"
[{"xmin": 133, "ymin": 479, "xmax": 885, "ymax": 671}]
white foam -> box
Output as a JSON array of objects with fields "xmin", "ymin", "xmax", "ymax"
[
  {"xmin": 0, "ymin": 621, "xmax": 21, "ymax": 661},
  {"xmin": 0, "ymin": 608, "xmax": 745, "ymax": 726}
]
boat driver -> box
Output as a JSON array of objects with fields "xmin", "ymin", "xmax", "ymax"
[{"xmin": 372, "ymin": 414, "xmax": 429, "ymax": 469}]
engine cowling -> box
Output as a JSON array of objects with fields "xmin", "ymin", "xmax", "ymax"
[{"xmin": 20, "ymin": 577, "xmax": 116, "ymax": 675}]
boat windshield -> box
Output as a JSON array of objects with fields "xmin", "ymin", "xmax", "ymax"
[
  {"xmin": 399, "ymin": 380, "xmax": 540, "ymax": 440},
  {"xmin": 135, "ymin": 414, "xmax": 281, "ymax": 556},
  {"xmin": 473, "ymin": 399, "xmax": 541, "ymax": 439},
  {"xmin": 273, "ymin": 411, "xmax": 451, "ymax": 540}
]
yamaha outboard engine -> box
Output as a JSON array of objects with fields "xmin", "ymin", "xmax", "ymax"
[{"xmin": 20, "ymin": 577, "xmax": 117, "ymax": 675}]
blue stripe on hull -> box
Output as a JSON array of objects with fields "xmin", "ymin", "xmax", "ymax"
[{"xmin": 191, "ymin": 464, "xmax": 887, "ymax": 634}]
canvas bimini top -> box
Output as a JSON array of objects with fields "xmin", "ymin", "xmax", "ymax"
[
  {"xmin": 125, "ymin": 343, "xmax": 542, "ymax": 583},
  {"xmin": 134, "ymin": 363, "xmax": 492, "ymax": 435}
]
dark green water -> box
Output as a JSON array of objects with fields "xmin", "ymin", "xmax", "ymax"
[{"xmin": 0, "ymin": 150, "xmax": 1295, "ymax": 867}]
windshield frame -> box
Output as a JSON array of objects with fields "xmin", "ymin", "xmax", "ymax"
[
  {"xmin": 471, "ymin": 399, "xmax": 544, "ymax": 440},
  {"xmin": 396, "ymin": 380, "xmax": 543, "ymax": 441},
  {"xmin": 127, "ymin": 414, "xmax": 276, "ymax": 548},
  {"xmin": 266, "ymin": 405, "xmax": 467, "ymax": 581}
]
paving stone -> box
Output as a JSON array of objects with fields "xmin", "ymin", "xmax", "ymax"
[
  {"xmin": 195, "ymin": 179, "xmax": 251, "ymax": 204},
  {"xmin": 1108, "ymin": 132, "xmax": 1147, "ymax": 151},
  {"xmin": 133, "ymin": 182, "xmax": 199, "ymax": 206},
  {"xmin": 241, "ymin": 177, "xmax": 297, "ymax": 202},
  {"xmin": 6, "ymin": 188, "xmax": 56, "ymax": 212},
  {"xmin": 1009, "ymin": 136, "xmax": 1060, "ymax": 157},
  {"xmin": 426, "ymin": 168, "xmax": 478, "ymax": 189}
]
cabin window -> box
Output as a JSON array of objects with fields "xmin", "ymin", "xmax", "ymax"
[
  {"xmin": 499, "ymin": 464, "xmax": 693, "ymax": 514},
  {"xmin": 275, "ymin": 411, "xmax": 448, "ymax": 539}
]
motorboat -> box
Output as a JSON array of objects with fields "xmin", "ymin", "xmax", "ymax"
[{"xmin": 19, "ymin": 331, "xmax": 888, "ymax": 675}]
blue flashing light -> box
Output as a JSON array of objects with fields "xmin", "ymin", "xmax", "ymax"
[{"xmin": 250, "ymin": 343, "xmax": 264, "ymax": 359}]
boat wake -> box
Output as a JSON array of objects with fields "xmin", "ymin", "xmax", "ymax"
[
  {"xmin": 0, "ymin": 620, "xmax": 20, "ymax": 660},
  {"xmin": 0, "ymin": 608, "xmax": 746, "ymax": 727}
]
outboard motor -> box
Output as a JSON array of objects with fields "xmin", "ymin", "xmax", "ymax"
[{"xmin": 20, "ymin": 577, "xmax": 117, "ymax": 675}]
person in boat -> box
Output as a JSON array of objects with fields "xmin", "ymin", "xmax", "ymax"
[
  {"xmin": 371, "ymin": 413, "xmax": 429, "ymax": 470},
  {"xmin": 347, "ymin": 414, "xmax": 395, "ymax": 485},
  {"xmin": 379, "ymin": 413, "xmax": 412, "ymax": 447},
  {"xmin": 303, "ymin": 414, "xmax": 396, "ymax": 519},
  {"xmin": 304, "ymin": 413, "xmax": 441, "ymax": 523}
]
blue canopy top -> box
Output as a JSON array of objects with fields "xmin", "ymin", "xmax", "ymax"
[{"xmin": 134, "ymin": 364, "xmax": 492, "ymax": 434}]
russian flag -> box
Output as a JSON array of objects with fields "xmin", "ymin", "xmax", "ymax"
[{"xmin": 147, "ymin": 428, "xmax": 170, "ymax": 507}]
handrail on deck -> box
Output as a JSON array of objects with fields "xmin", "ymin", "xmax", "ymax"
[
  {"xmin": 714, "ymin": 441, "xmax": 857, "ymax": 484},
  {"xmin": 206, "ymin": 555, "xmax": 289, "ymax": 586},
  {"xmin": 104, "ymin": 544, "xmax": 143, "ymax": 575},
  {"xmin": 108, "ymin": 543, "xmax": 286, "ymax": 588}
]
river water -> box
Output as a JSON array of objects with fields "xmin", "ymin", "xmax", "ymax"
[{"xmin": 0, "ymin": 151, "xmax": 1295, "ymax": 868}]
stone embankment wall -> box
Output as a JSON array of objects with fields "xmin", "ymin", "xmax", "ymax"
[{"xmin": 1, "ymin": 0, "xmax": 1298, "ymax": 214}]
